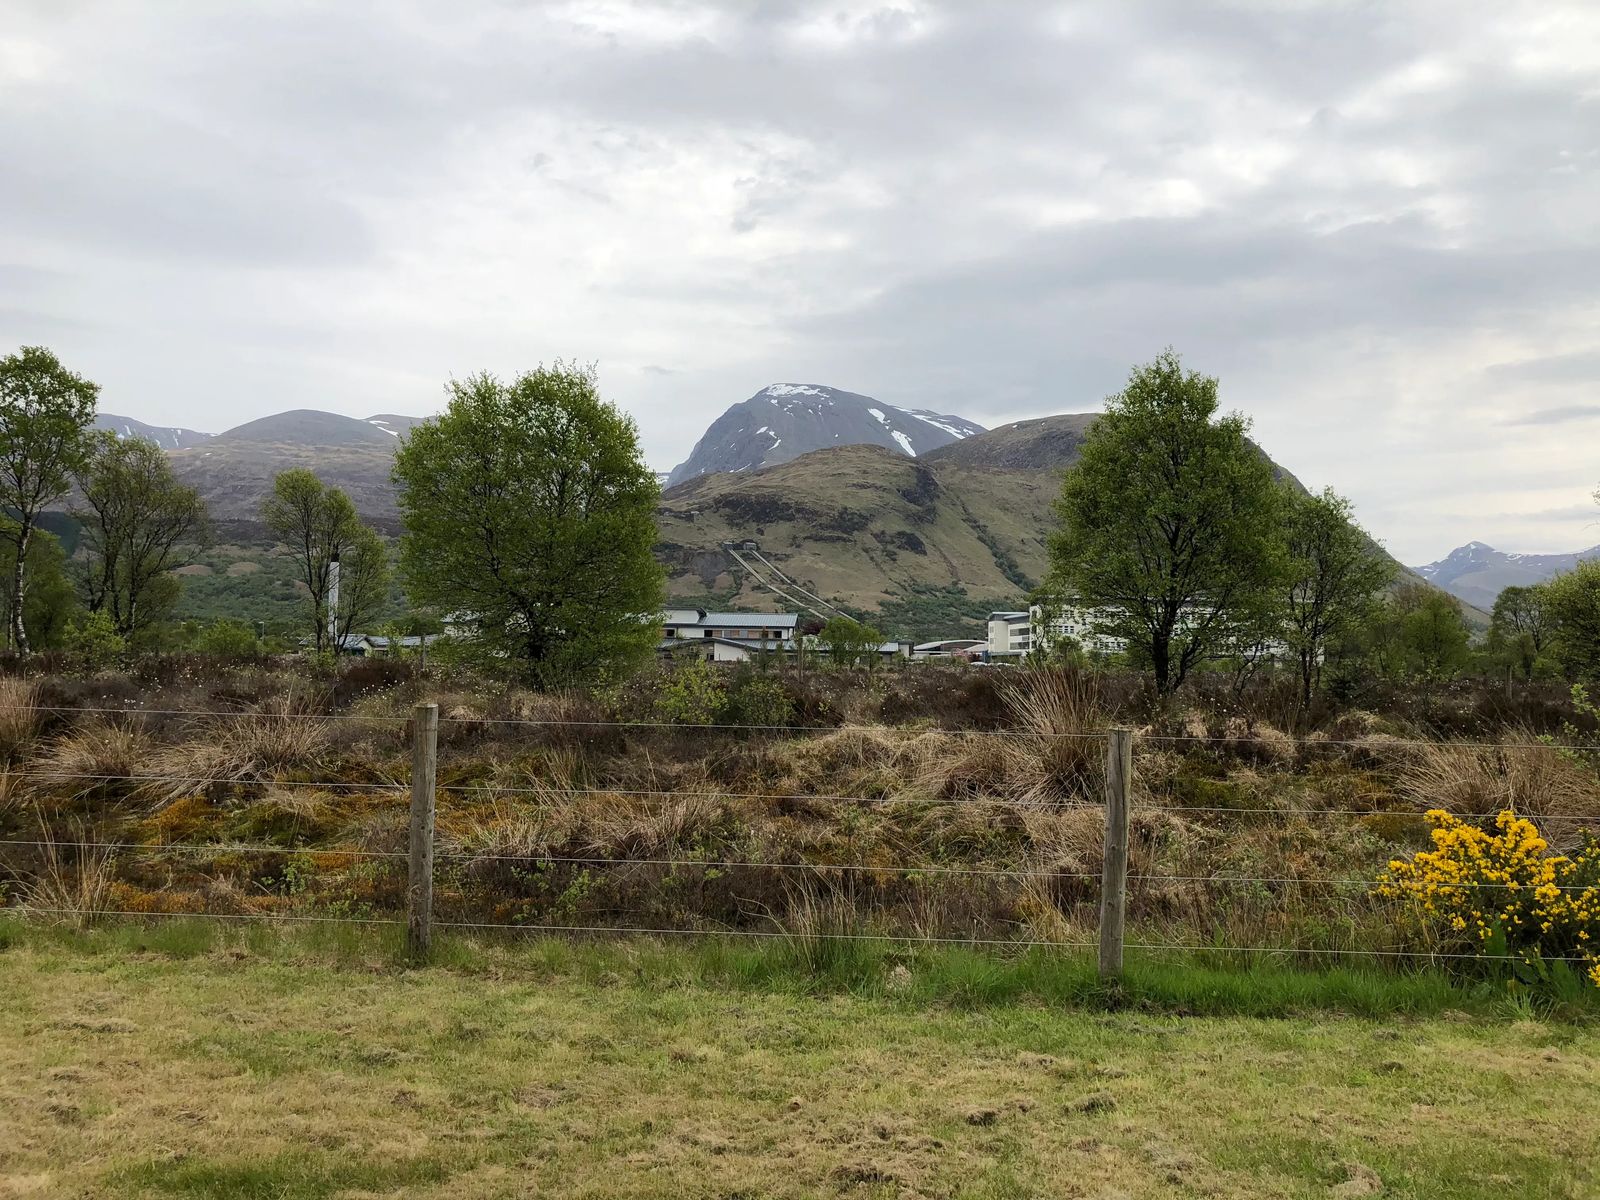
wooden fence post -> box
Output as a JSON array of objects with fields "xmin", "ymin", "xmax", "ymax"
[
  {"xmin": 1099, "ymin": 727, "xmax": 1133, "ymax": 981},
  {"xmin": 407, "ymin": 702, "xmax": 439, "ymax": 962}
]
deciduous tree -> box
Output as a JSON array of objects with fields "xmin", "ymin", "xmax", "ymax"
[
  {"xmin": 74, "ymin": 434, "xmax": 208, "ymax": 645},
  {"xmin": 0, "ymin": 346, "xmax": 98, "ymax": 652},
  {"xmin": 1283, "ymin": 485, "xmax": 1394, "ymax": 705},
  {"xmin": 1547, "ymin": 560, "xmax": 1600, "ymax": 684},
  {"xmin": 1047, "ymin": 350, "xmax": 1287, "ymax": 697},
  {"xmin": 393, "ymin": 363, "xmax": 663, "ymax": 686},
  {"xmin": 818, "ymin": 615, "xmax": 885, "ymax": 669},
  {"xmin": 262, "ymin": 469, "xmax": 389, "ymax": 653},
  {"xmin": 1488, "ymin": 583, "xmax": 1555, "ymax": 681}
]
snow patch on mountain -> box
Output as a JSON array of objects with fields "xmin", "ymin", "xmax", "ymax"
[{"xmin": 666, "ymin": 384, "xmax": 988, "ymax": 488}]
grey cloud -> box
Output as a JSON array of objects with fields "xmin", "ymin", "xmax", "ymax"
[
  {"xmin": 1, "ymin": 0, "xmax": 1598, "ymax": 563},
  {"xmin": 1505, "ymin": 405, "xmax": 1600, "ymax": 426},
  {"xmin": 1489, "ymin": 351, "xmax": 1600, "ymax": 384}
]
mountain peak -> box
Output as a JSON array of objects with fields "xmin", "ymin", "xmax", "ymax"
[
  {"xmin": 1412, "ymin": 541, "xmax": 1600, "ymax": 608},
  {"xmin": 666, "ymin": 385, "xmax": 984, "ymax": 488}
]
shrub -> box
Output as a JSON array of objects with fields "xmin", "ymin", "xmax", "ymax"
[
  {"xmin": 193, "ymin": 619, "xmax": 260, "ymax": 657},
  {"xmin": 725, "ymin": 677, "xmax": 793, "ymax": 728},
  {"xmin": 653, "ymin": 660, "xmax": 726, "ymax": 726},
  {"xmin": 1378, "ymin": 809, "xmax": 1600, "ymax": 988},
  {"xmin": 64, "ymin": 610, "xmax": 125, "ymax": 670}
]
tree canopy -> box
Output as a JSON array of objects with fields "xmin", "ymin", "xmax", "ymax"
[
  {"xmin": 262, "ymin": 469, "xmax": 389, "ymax": 653},
  {"xmin": 393, "ymin": 363, "xmax": 664, "ymax": 686},
  {"xmin": 0, "ymin": 346, "xmax": 99, "ymax": 652},
  {"xmin": 1282, "ymin": 485, "xmax": 1394, "ymax": 704},
  {"xmin": 74, "ymin": 433, "xmax": 208, "ymax": 646},
  {"xmin": 1047, "ymin": 350, "xmax": 1287, "ymax": 696}
]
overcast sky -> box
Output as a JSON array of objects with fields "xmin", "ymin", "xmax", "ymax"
[{"xmin": 4, "ymin": 1, "xmax": 1598, "ymax": 562}]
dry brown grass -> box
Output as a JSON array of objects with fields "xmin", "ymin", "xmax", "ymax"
[
  {"xmin": 149, "ymin": 691, "xmax": 337, "ymax": 801},
  {"xmin": 1394, "ymin": 730, "xmax": 1600, "ymax": 838},
  {"xmin": 0, "ymin": 676, "xmax": 39, "ymax": 761},
  {"xmin": 14, "ymin": 819, "xmax": 117, "ymax": 924},
  {"xmin": 37, "ymin": 719, "xmax": 152, "ymax": 792}
]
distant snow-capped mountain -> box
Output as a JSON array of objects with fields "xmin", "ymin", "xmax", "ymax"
[
  {"xmin": 94, "ymin": 413, "xmax": 212, "ymax": 450},
  {"xmin": 666, "ymin": 383, "xmax": 984, "ymax": 488},
  {"xmin": 1412, "ymin": 540, "xmax": 1600, "ymax": 608}
]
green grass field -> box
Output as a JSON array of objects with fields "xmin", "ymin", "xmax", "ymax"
[{"xmin": 2, "ymin": 919, "xmax": 1597, "ymax": 1199}]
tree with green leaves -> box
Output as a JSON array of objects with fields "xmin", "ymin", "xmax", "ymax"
[
  {"xmin": 0, "ymin": 527, "xmax": 78, "ymax": 651},
  {"xmin": 393, "ymin": 363, "xmax": 664, "ymax": 686},
  {"xmin": 818, "ymin": 615, "xmax": 885, "ymax": 669},
  {"xmin": 0, "ymin": 346, "xmax": 99, "ymax": 652},
  {"xmin": 1047, "ymin": 350, "xmax": 1288, "ymax": 697},
  {"xmin": 74, "ymin": 434, "xmax": 208, "ymax": 646},
  {"xmin": 1546, "ymin": 560, "xmax": 1600, "ymax": 683},
  {"xmin": 1282, "ymin": 485, "xmax": 1394, "ymax": 705},
  {"xmin": 1488, "ymin": 583, "xmax": 1555, "ymax": 681},
  {"xmin": 262, "ymin": 469, "xmax": 389, "ymax": 653},
  {"xmin": 1397, "ymin": 583, "xmax": 1471, "ymax": 680}
]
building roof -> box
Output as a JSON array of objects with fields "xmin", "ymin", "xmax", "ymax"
[
  {"xmin": 914, "ymin": 639, "xmax": 986, "ymax": 652},
  {"xmin": 988, "ymin": 611, "xmax": 1029, "ymax": 621},
  {"xmin": 695, "ymin": 612, "xmax": 800, "ymax": 628}
]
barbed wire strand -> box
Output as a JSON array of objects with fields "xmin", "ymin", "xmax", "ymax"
[
  {"xmin": 8, "ymin": 704, "xmax": 1596, "ymax": 751},
  {"xmin": 6, "ymin": 770, "xmax": 1597, "ymax": 826},
  {"xmin": 8, "ymin": 906, "xmax": 1594, "ymax": 963},
  {"xmin": 6, "ymin": 837, "xmax": 1600, "ymax": 892}
]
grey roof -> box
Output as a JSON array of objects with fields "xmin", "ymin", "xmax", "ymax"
[{"xmin": 695, "ymin": 612, "xmax": 800, "ymax": 628}]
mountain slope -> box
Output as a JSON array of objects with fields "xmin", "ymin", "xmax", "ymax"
[
  {"xmin": 165, "ymin": 409, "xmax": 423, "ymax": 524},
  {"xmin": 94, "ymin": 413, "xmax": 212, "ymax": 450},
  {"xmin": 657, "ymin": 415, "xmax": 1120, "ymax": 633},
  {"xmin": 658, "ymin": 414, "xmax": 1472, "ymax": 638},
  {"xmin": 666, "ymin": 384, "xmax": 983, "ymax": 487},
  {"xmin": 1413, "ymin": 541, "xmax": 1600, "ymax": 609}
]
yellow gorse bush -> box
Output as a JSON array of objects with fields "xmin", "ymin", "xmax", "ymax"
[{"xmin": 1377, "ymin": 809, "xmax": 1600, "ymax": 988}]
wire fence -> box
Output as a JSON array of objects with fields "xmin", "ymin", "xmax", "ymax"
[
  {"xmin": 8, "ymin": 702, "xmax": 1600, "ymax": 751},
  {"xmin": 2, "ymin": 702, "xmax": 1597, "ymax": 976}
]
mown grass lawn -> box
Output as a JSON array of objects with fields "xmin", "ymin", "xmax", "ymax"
[{"xmin": 1, "ymin": 921, "xmax": 1596, "ymax": 1199}]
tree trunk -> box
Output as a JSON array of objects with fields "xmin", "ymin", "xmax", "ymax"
[
  {"xmin": 1300, "ymin": 649, "xmax": 1314, "ymax": 708},
  {"xmin": 1152, "ymin": 634, "xmax": 1171, "ymax": 697},
  {"xmin": 9, "ymin": 519, "xmax": 30, "ymax": 655}
]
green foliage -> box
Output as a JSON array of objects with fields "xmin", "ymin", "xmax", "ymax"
[
  {"xmin": 1488, "ymin": 583, "xmax": 1557, "ymax": 681},
  {"xmin": 0, "ymin": 526, "xmax": 78, "ymax": 650},
  {"xmin": 1048, "ymin": 350, "xmax": 1288, "ymax": 696},
  {"xmin": 1546, "ymin": 560, "xmax": 1600, "ymax": 684},
  {"xmin": 1282, "ymin": 485, "xmax": 1394, "ymax": 704},
  {"xmin": 1399, "ymin": 585, "xmax": 1471, "ymax": 680},
  {"xmin": 725, "ymin": 676, "xmax": 794, "ymax": 727},
  {"xmin": 654, "ymin": 660, "xmax": 727, "ymax": 725},
  {"xmin": 64, "ymin": 608, "xmax": 126, "ymax": 669},
  {"xmin": 818, "ymin": 615, "xmax": 884, "ymax": 669},
  {"xmin": 394, "ymin": 363, "xmax": 664, "ymax": 687},
  {"xmin": 873, "ymin": 583, "xmax": 1007, "ymax": 641},
  {"xmin": 192, "ymin": 618, "xmax": 261, "ymax": 657},
  {"xmin": 0, "ymin": 345, "xmax": 99, "ymax": 653},
  {"xmin": 73, "ymin": 433, "xmax": 208, "ymax": 647},
  {"xmin": 262, "ymin": 469, "xmax": 389, "ymax": 653}
]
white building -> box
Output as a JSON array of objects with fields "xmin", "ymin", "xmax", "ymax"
[
  {"xmin": 987, "ymin": 605, "xmax": 1127, "ymax": 660},
  {"xmin": 659, "ymin": 608, "xmax": 800, "ymax": 653}
]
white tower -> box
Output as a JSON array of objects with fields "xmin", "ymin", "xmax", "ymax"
[{"xmin": 327, "ymin": 553, "xmax": 341, "ymax": 646}]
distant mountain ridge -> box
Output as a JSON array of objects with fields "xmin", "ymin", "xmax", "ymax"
[
  {"xmin": 94, "ymin": 413, "xmax": 212, "ymax": 450},
  {"xmin": 1412, "ymin": 541, "xmax": 1600, "ymax": 609},
  {"xmin": 162, "ymin": 409, "xmax": 426, "ymax": 523},
  {"xmin": 666, "ymin": 383, "xmax": 984, "ymax": 488}
]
